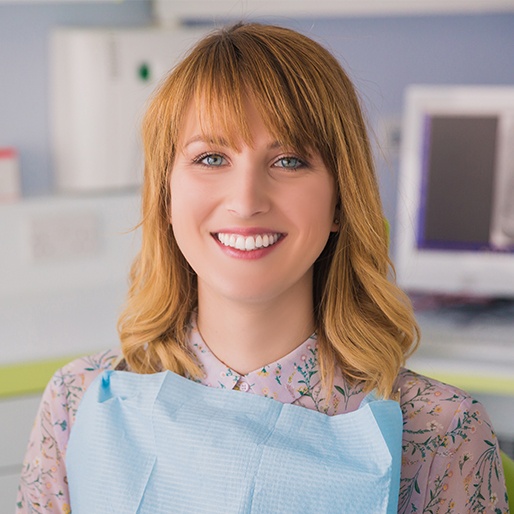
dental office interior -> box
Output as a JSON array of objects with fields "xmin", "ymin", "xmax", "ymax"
[{"xmin": 1, "ymin": 0, "xmax": 514, "ymax": 509}]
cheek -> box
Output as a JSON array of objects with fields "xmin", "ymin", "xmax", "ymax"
[
  {"xmin": 169, "ymin": 174, "xmax": 214, "ymax": 257},
  {"xmin": 170, "ymin": 172, "xmax": 195, "ymax": 224},
  {"xmin": 305, "ymin": 179, "xmax": 337, "ymax": 223},
  {"xmin": 169, "ymin": 175, "xmax": 193, "ymax": 253}
]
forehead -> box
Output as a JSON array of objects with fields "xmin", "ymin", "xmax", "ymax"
[{"xmin": 177, "ymin": 96, "xmax": 275, "ymax": 151}]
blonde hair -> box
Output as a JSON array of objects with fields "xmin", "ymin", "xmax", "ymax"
[{"xmin": 118, "ymin": 22, "xmax": 419, "ymax": 398}]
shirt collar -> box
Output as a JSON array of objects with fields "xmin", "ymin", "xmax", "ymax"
[{"xmin": 187, "ymin": 318, "xmax": 321, "ymax": 404}]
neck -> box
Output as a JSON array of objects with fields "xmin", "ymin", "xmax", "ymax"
[{"xmin": 196, "ymin": 284, "xmax": 315, "ymax": 375}]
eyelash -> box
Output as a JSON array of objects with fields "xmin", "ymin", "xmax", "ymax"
[
  {"xmin": 273, "ymin": 156, "xmax": 307, "ymax": 170},
  {"xmin": 192, "ymin": 152, "xmax": 308, "ymax": 171},
  {"xmin": 193, "ymin": 152, "xmax": 227, "ymax": 167}
]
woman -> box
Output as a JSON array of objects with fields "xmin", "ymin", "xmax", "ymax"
[{"xmin": 17, "ymin": 23, "xmax": 509, "ymax": 513}]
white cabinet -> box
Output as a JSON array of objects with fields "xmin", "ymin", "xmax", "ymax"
[
  {"xmin": 0, "ymin": 395, "xmax": 41, "ymax": 512},
  {"xmin": 1, "ymin": 474, "xmax": 22, "ymax": 511},
  {"xmin": 0, "ymin": 193, "xmax": 140, "ymax": 366},
  {"xmin": 154, "ymin": 0, "xmax": 514, "ymax": 21}
]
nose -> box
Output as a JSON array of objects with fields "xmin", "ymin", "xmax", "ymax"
[{"xmin": 226, "ymin": 164, "xmax": 271, "ymax": 219}]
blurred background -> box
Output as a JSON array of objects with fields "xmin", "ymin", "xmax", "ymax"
[{"xmin": 1, "ymin": 1, "xmax": 513, "ymax": 508}]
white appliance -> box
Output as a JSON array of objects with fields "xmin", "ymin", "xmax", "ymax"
[
  {"xmin": 396, "ymin": 85, "xmax": 514, "ymax": 297},
  {"xmin": 51, "ymin": 27, "xmax": 207, "ymax": 192}
]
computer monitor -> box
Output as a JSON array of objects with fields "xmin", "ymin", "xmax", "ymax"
[{"xmin": 395, "ymin": 86, "xmax": 514, "ymax": 297}]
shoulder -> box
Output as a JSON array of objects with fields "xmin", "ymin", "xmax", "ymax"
[
  {"xmin": 396, "ymin": 368, "xmax": 488, "ymax": 425},
  {"xmin": 397, "ymin": 367, "xmax": 476, "ymax": 412},
  {"xmin": 396, "ymin": 367, "xmax": 492, "ymax": 442},
  {"xmin": 395, "ymin": 369, "xmax": 507, "ymax": 512},
  {"xmin": 58, "ymin": 347, "xmax": 123, "ymax": 378},
  {"xmin": 16, "ymin": 349, "xmax": 124, "ymax": 512},
  {"xmin": 44, "ymin": 348, "xmax": 123, "ymax": 427}
]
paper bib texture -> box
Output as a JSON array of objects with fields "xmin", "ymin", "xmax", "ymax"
[{"xmin": 67, "ymin": 370, "xmax": 402, "ymax": 513}]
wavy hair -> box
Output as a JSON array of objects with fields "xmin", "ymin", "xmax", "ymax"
[{"xmin": 118, "ymin": 22, "xmax": 419, "ymax": 398}]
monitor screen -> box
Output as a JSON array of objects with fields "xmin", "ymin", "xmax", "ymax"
[{"xmin": 395, "ymin": 86, "xmax": 514, "ymax": 297}]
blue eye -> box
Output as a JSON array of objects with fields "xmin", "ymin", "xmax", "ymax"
[
  {"xmin": 275, "ymin": 156, "xmax": 304, "ymax": 170},
  {"xmin": 197, "ymin": 154, "xmax": 226, "ymax": 167}
]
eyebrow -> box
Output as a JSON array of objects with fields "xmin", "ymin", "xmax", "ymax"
[
  {"xmin": 183, "ymin": 135, "xmax": 284, "ymax": 151},
  {"xmin": 183, "ymin": 135, "xmax": 228, "ymax": 148}
]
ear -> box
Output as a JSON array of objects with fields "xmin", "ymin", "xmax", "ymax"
[{"xmin": 331, "ymin": 207, "xmax": 340, "ymax": 232}]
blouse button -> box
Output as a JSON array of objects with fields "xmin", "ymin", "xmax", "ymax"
[{"xmin": 239, "ymin": 382, "xmax": 250, "ymax": 392}]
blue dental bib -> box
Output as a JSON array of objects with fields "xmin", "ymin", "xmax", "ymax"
[{"xmin": 66, "ymin": 370, "xmax": 402, "ymax": 513}]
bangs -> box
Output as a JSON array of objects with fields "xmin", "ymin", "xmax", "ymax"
[{"xmin": 176, "ymin": 24, "xmax": 337, "ymax": 159}]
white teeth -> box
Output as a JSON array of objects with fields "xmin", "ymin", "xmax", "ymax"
[
  {"xmin": 216, "ymin": 233, "xmax": 281, "ymax": 251},
  {"xmin": 235, "ymin": 235, "xmax": 245, "ymax": 250}
]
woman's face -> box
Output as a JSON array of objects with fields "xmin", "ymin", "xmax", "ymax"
[{"xmin": 170, "ymin": 99, "xmax": 338, "ymax": 307}]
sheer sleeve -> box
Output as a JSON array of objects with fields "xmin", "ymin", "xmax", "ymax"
[
  {"xmin": 397, "ymin": 370, "xmax": 510, "ymax": 514},
  {"xmin": 15, "ymin": 368, "xmax": 73, "ymax": 514},
  {"xmin": 422, "ymin": 396, "xmax": 509, "ymax": 513},
  {"xmin": 15, "ymin": 350, "xmax": 121, "ymax": 514}
]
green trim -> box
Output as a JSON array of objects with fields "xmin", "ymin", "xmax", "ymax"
[
  {"xmin": 0, "ymin": 356, "xmax": 81, "ymax": 398},
  {"xmin": 501, "ymin": 451, "xmax": 514, "ymax": 511},
  {"xmin": 415, "ymin": 370, "xmax": 514, "ymax": 396},
  {"xmin": 2, "ymin": 358, "xmax": 513, "ymax": 398}
]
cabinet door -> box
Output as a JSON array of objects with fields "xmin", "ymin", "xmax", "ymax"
[
  {"xmin": 0, "ymin": 473, "xmax": 21, "ymax": 512},
  {"xmin": 0, "ymin": 395, "xmax": 42, "ymax": 510}
]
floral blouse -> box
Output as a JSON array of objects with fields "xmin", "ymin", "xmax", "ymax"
[{"xmin": 17, "ymin": 322, "xmax": 509, "ymax": 513}]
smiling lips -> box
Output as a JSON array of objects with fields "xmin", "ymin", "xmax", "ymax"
[{"xmin": 216, "ymin": 233, "xmax": 282, "ymax": 251}]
